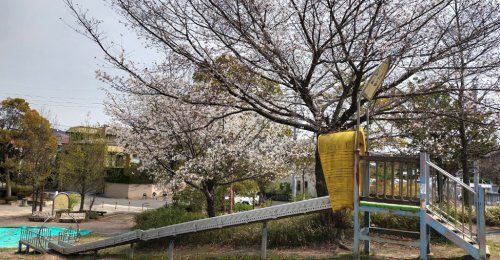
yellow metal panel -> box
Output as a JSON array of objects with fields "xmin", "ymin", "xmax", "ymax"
[
  {"xmin": 362, "ymin": 58, "xmax": 391, "ymax": 100},
  {"xmin": 318, "ymin": 129, "xmax": 366, "ymax": 211}
]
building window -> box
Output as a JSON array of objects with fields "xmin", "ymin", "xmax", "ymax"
[{"xmin": 296, "ymin": 181, "xmax": 301, "ymax": 191}]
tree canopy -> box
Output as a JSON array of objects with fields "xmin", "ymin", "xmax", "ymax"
[{"xmin": 67, "ymin": 0, "xmax": 500, "ymax": 197}]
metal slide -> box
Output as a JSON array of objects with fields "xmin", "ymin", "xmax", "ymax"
[{"xmin": 47, "ymin": 196, "xmax": 332, "ymax": 255}]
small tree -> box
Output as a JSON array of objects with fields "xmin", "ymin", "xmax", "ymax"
[
  {"xmin": 17, "ymin": 109, "xmax": 57, "ymax": 212},
  {"xmin": 60, "ymin": 127, "xmax": 106, "ymax": 211},
  {"xmin": 0, "ymin": 98, "xmax": 30, "ymax": 198}
]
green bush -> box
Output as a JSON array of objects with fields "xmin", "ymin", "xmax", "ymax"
[
  {"xmin": 234, "ymin": 203, "xmax": 253, "ymax": 212},
  {"xmin": 11, "ymin": 184, "xmax": 32, "ymax": 198},
  {"xmin": 135, "ymin": 204, "xmax": 500, "ymax": 250},
  {"xmin": 135, "ymin": 207, "xmax": 338, "ymax": 248},
  {"xmin": 105, "ymin": 165, "xmax": 154, "ymax": 184},
  {"xmin": 172, "ymin": 187, "xmax": 206, "ymax": 213},
  {"xmin": 135, "ymin": 207, "xmax": 205, "ymax": 230},
  {"xmin": 486, "ymin": 206, "xmax": 500, "ymax": 226},
  {"xmin": 68, "ymin": 193, "xmax": 81, "ymax": 211},
  {"xmin": 370, "ymin": 212, "xmax": 419, "ymax": 231}
]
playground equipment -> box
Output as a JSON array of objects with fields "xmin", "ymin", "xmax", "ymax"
[
  {"xmin": 18, "ymin": 214, "xmax": 82, "ymax": 254},
  {"xmin": 354, "ymin": 153, "xmax": 488, "ymax": 259},
  {"xmin": 17, "ymin": 130, "xmax": 488, "ymax": 259}
]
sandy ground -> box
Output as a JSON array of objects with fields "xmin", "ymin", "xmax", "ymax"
[
  {"xmin": 0, "ymin": 211, "xmax": 137, "ymax": 236},
  {"xmin": 0, "ymin": 203, "xmax": 498, "ymax": 259}
]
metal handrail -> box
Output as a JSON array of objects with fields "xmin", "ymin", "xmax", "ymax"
[
  {"xmin": 425, "ymin": 158, "xmax": 482, "ymax": 246},
  {"xmin": 56, "ymin": 212, "xmax": 81, "ymax": 244},
  {"xmin": 427, "ymin": 161, "xmax": 475, "ymax": 193}
]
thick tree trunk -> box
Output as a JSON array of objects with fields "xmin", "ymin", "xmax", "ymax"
[
  {"xmin": 314, "ymin": 144, "xmax": 328, "ymax": 197},
  {"xmin": 202, "ymin": 181, "xmax": 216, "ymax": 217}
]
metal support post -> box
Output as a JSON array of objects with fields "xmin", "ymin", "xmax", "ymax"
[
  {"xmin": 425, "ymin": 153, "xmax": 430, "ymax": 206},
  {"xmin": 260, "ymin": 221, "xmax": 268, "ymax": 260},
  {"xmin": 167, "ymin": 240, "xmax": 174, "ymax": 260},
  {"xmin": 128, "ymin": 242, "xmax": 135, "ymax": 258},
  {"xmin": 426, "ymin": 225, "xmax": 431, "ymax": 254},
  {"xmin": 477, "ymin": 187, "xmax": 487, "ymax": 259},
  {"xmin": 18, "ymin": 242, "xmax": 22, "ymax": 253},
  {"xmin": 353, "ymin": 149, "xmax": 360, "ymax": 259},
  {"xmin": 419, "ymin": 152, "xmax": 428, "ymax": 260},
  {"xmin": 362, "ymin": 152, "xmax": 370, "ymax": 255}
]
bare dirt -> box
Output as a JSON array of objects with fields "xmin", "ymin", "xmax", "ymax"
[{"xmin": 0, "ymin": 212, "xmax": 137, "ymax": 236}]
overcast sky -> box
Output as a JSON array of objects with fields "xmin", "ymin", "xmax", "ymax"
[{"xmin": 0, "ymin": 0, "xmax": 144, "ymax": 130}]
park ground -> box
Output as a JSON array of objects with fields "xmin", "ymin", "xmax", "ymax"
[{"xmin": 0, "ymin": 203, "xmax": 498, "ymax": 259}]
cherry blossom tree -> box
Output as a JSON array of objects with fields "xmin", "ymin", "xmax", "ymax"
[
  {"xmin": 66, "ymin": 0, "xmax": 500, "ymax": 201},
  {"xmin": 109, "ymin": 95, "xmax": 299, "ymax": 217}
]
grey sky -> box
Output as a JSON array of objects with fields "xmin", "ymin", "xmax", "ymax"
[{"xmin": 0, "ymin": 0, "xmax": 143, "ymax": 130}]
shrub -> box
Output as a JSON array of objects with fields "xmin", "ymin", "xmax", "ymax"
[
  {"xmin": 234, "ymin": 203, "xmax": 253, "ymax": 212},
  {"xmin": 5, "ymin": 196, "xmax": 18, "ymax": 202},
  {"xmin": 370, "ymin": 212, "xmax": 419, "ymax": 231},
  {"xmin": 11, "ymin": 184, "xmax": 32, "ymax": 198},
  {"xmin": 486, "ymin": 206, "xmax": 500, "ymax": 226},
  {"xmin": 68, "ymin": 193, "xmax": 81, "ymax": 211},
  {"xmin": 135, "ymin": 207, "xmax": 205, "ymax": 230},
  {"xmin": 136, "ymin": 204, "xmax": 500, "ymax": 250},
  {"xmin": 172, "ymin": 187, "xmax": 206, "ymax": 213},
  {"xmin": 135, "ymin": 207, "xmax": 337, "ymax": 248}
]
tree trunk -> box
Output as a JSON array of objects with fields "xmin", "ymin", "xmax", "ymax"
[
  {"xmin": 5, "ymin": 170, "xmax": 11, "ymax": 198},
  {"xmin": 80, "ymin": 186, "xmax": 86, "ymax": 212},
  {"xmin": 32, "ymin": 187, "xmax": 38, "ymax": 213},
  {"xmin": 314, "ymin": 143, "xmax": 328, "ymax": 197},
  {"xmin": 459, "ymin": 115, "xmax": 470, "ymax": 205},
  {"xmin": 89, "ymin": 196, "xmax": 96, "ymax": 211},
  {"xmin": 202, "ymin": 181, "xmax": 216, "ymax": 217},
  {"xmin": 4, "ymin": 153, "xmax": 11, "ymax": 198},
  {"xmin": 38, "ymin": 184, "xmax": 45, "ymax": 212}
]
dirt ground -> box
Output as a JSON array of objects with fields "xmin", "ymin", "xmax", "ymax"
[{"xmin": 0, "ymin": 212, "xmax": 137, "ymax": 236}]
